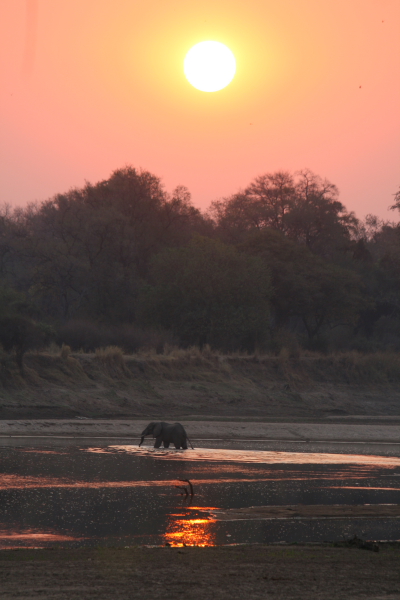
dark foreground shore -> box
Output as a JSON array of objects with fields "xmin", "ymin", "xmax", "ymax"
[{"xmin": 1, "ymin": 545, "xmax": 399, "ymax": 599}]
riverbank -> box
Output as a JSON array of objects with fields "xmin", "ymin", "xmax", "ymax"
[
  {"xmin": 1, "ymin": 545, "xmax": 399, "ymax": 599},
  {"xmin": 1, "ymin": 350, "xmax": 400, "ymax": 420}
]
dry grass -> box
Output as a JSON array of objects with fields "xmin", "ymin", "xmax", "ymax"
[
  {"xmin": 330, "ymin": 351, "xmax": 400, "ymax": 383},
  {"xmin": 95, "ymin": 346, "xmax": 125, "ymax": 368},
  {"xmin": 94, "ymin": 345, "xmax": 135, "ymax": 380},
  {"xmin": 42, "ymin": 342, "xmax": 62, "ymax": 356},
  {"xmin": 135, "ymin": 344, "xmax": 216, "ymax": 366},
  {"xmin": 128, "ymin": 345, "xmax": 400, "ymax": 384},
  {"xmin": 127, "ymin": 344, "xmax": 236, "ymax": 383},
  {"xmin": 3, "ymin": 344, "xmax": 400, "ymax": 392}
]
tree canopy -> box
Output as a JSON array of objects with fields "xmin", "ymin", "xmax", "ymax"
[
  {"xmin": 140, "ymin": 236, "xmax": 271, "ymax": 351},
  {"xmin": 0, "ymin": 166, "xmax": 399, "ymax": 359},
  {"xmin": 210, "ymin": 169, "xmax": 356, "ymax": 255}
]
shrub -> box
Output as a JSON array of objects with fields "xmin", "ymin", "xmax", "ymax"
[
  {"xmin": 60, "ymin": 344, "xmax": 71, "ymax": 360},
  {"xmin": 0, "ymin": 316, "xmax": 54, "ymax": 371}
]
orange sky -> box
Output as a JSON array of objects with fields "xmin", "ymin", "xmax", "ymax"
[{"xmin": 1, "ymin": 0, "xmax": 399, "ymax": 219}]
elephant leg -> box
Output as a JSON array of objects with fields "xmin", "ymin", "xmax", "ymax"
[
  {"xmin": 154, "ymin": 437, "xmax": 162, "ymax": 448},
  {"xmin": 163, "ymin": 441, "xmax": 170, "ymax": 448},
  {"xmin": 173, "ymin": 441, "xmax": 180, "ymax": 449},
  {"xmin": 181, "ymin": 441, "xmax": 188, "ymax": 449}
]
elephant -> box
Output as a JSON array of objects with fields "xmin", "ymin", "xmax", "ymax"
[{"xmin": 139, "ymin": 421, "xmax": 192, "ymax": 449}]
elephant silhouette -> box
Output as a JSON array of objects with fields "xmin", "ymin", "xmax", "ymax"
[{"xmin": 139, "ymin": 421, "xmax": 193, "ymax": 449}]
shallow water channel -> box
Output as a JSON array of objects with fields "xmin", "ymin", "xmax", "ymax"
[{"xmin": 1, "ymin": 439, "xmax": 400, "ymax": 548}]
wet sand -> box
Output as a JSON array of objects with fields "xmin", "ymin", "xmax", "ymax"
[
  {"xmin": 1, "ymin": 418, "xmax": 400, "ymax": 444},
  {"xmin": 211, "ymin": 504, "xmax": 400, "ymax": 520}
]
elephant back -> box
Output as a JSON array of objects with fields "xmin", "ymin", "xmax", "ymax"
[{"xmin": 173, "ymin": 422, "xmax": 187, "ymax": 435}]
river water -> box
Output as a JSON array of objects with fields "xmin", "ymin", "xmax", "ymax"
[{"xmin": 1, "ymin": 438, "xmax": 400, "ymax": 548}]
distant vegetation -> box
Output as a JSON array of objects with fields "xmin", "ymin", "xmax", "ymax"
[{"xmin": 0, "ymin": 166, "xmax": 400, "ymax": 369}]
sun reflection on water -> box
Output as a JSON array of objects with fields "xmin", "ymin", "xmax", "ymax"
[{"xmin": 164, "ymin": 516, "xmax": 217, "ymax": 547}]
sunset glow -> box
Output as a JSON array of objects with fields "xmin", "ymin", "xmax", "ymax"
[{"xmin": 0, "ymin": 1, "xmax": 398, "ymax": 217}]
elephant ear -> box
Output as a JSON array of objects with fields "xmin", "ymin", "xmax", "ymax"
[{"xmin": 153, "ymin": 422, "xmax": 163, "ymax": 437}]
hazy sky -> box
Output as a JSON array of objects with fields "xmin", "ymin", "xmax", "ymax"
[{"xmin": 1, "ymin": 0, "xmax": 399, "ymax": 219}]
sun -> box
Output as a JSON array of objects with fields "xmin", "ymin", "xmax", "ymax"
[{"xmin": 184, "ymin": 41, "xmax": 236, "ymax": 92}]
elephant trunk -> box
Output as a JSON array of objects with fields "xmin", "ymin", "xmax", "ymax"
[{"xmin": 139, "ymin": 436, "xmax": 145, "ymax": 447}]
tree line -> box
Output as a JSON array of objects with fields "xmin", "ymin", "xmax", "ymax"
[{"xmin": 1, "ymin": 165, "xmax": 399, "ymax": 366}]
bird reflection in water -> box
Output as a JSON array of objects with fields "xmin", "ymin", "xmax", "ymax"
[{"xmin": 164, "ymin": 516, "xmax": 217, "ymax": 547}]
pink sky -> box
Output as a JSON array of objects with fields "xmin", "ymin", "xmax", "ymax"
[{"xmin": 1, "ymin": 0, "xmax": 399, "ymax": 220}]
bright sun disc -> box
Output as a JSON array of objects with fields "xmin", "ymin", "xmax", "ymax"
[{"xmin": 184, "ymin": 41, "xmax": 236, "ymax": 92}]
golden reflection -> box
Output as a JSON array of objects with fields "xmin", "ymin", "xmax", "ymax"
[
  {"xmin": 187, "ymin": 506, "xmax": 218, "ymax": 510},
  {"xmin": 325, "ymin": 486, "xmax": 400, "ymax": 491},
  {"xmin": 0, "ymin": 528, "xmax": 82, "ymax": 549},
  {"xmin": 16, "ymin": 450, "xmax": 66, "ymax": 454},
  {"xmin": 88, "ymin": 446, "xmax": 400, "ymax": 468},
  {"xmin": 164, "ymin": 517, "xmax": 217, "ymax": 547},
  {"xmin": 0, "ymin": 473, "xmax": 381, "ymax": 490},
  {"xmin": 0, "ymin": 474, "xmax": 174, "ymax": 489}
]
